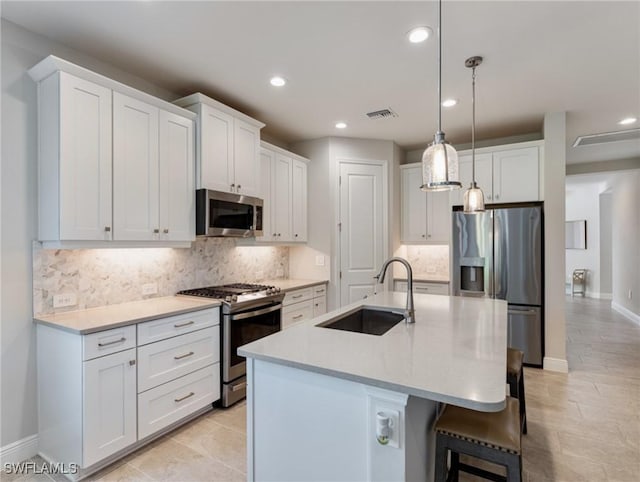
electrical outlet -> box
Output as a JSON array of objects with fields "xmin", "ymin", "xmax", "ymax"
[
  {"xmin": 142, "ymin": 283, "xmax": 158, "ymax": 296},
  {"xmin": 315, "ymin": 255, "xmax": 325, "ymax": 266},
  {"xmin": 256, "ymin": 270, "xmax": 264, "ymax": 280},
  {"xmin": 629, "ymin": 289, "xmax": 633, "ymax": 300},
  {"xmin": 53, "ymin": 293, "xmax": 77, "ymax": 308}
]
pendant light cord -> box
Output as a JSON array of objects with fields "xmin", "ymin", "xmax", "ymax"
[
  {"xmin": 471, "ymin": 65, "xmax": 476, "ymax": 183},
  {"xmin": 437, "ymin": 0, "xmax": 442, "ymax": 134}
]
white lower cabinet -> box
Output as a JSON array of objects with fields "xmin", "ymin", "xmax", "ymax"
[
  {"xmin": 37, "ymin": 307, "xmax": 220, "ymax": 476},
  {"xmin": 138, "ymin": 364, "xmax": 219, "ymax": 439},
  {"xmin": 282, "ymin": 283, "xmax": 328, "ymax": 328},
  {"xmin": 83, "ymin": 348, "xmax": 137, "ymax": 467}
]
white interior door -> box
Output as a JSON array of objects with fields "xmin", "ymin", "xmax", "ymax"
[{"xmin": 339, "ymin": 161, "xmax": 386, "ymax": 306}]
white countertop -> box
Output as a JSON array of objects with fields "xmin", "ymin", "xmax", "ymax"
[
  {"xmin": 34, "ymin": 296, "xmax": 221, "ymax": 334},
  {"xmin": 239, "ymin": 292, "xmax": 507, "ymax": 411},
  {"xmin": 262, "ymin": 278, "xmax": 328, "ymax": 292}
]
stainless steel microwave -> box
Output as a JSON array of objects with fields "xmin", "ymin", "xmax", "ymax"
[{"xmin": 195, "ymin": 189, "xmax": 263, "ymax": 237}]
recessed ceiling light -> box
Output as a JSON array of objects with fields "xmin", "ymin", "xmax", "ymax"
[
  {"xmin": 335, "ymin": 122, "xmax": 347, "ymax": 129},
  {"xmin": 407, "ymin": 26, "xmax": 432, "ymax": 44},
  {"xmin": 442, "ymin": 99, "xmax": 458, "ymax": 107},
  {"xmin": 270, "ymin": 76, "xmax": 286, "ymax": 87},
  {"xmin": 619, "ymin": 117, "xmax": 637, "ymax": 125}
]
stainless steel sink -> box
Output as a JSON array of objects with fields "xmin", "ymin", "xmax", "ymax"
[{"xmin": 317, "ymin": 308, "xmax": 405, "ymax": 336}]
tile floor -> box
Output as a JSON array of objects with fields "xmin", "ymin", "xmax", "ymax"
[{"xmin": 4, "ymin": 297, "xmax": 639, "ymax": 481}]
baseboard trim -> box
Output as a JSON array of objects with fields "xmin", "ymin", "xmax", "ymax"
[
  {"xmin": 0, "ymin": 434, "xmax": 38, "ymax": 464},
  {"xmin": 586, "ymin": 292, "xmax": 612, "ymax": 300},
  {"xmin": 543, "ymin": 357, "xmax": 569, "ymax": 373},
  {"xmin": 612, "ymin": 302, "xmax": 640, "ymax": 326}
]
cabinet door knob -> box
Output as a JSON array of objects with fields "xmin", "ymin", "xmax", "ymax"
[
  {"xmin": 495, "ymin": 194, "xmax": 500, "ymax": 200},
  {"xmin": 294, "ymin": 234, "xmax": 298, "ymax": 237},
  {"xmin": 273, "ymin": 233, "xmax": 277, "ymax": 237},
  {"xmin": 230, "ymin": 183, "xmax": 235, "ymax": 190},
  {"xmin": 237, "ymin": 185, "xmax": 241, "ymax": 190},
  {"xmin": 104, "ymin": 226, "xmax": 111, "ymax": 232},
  {"xmin": 422, "ymin": 234, "xmax": 426, "ymax": 238},
  {"xmin": 163, "ymin": 228, "xmax": 169, "ymax": 234},
  {"xmin": 427, "ymin": 234, "xmax": 431, "ymax": 238},
  {"xmin": 129, "ymin": 360, "xmax": 136, "ymax": 366},
  {"xmin": 153, "ymin": 228, "xmax": 160, "ymax": 234}
]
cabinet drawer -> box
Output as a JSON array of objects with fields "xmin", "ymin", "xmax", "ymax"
[
  {"xmin": 138, "ymin": 364, "xmax": 219, "ymax": 440},
  {"xmin": 137, "ymin": 327, "xmax": 219, "ymax": 392},
  {"xmin": 137, "ymin": 308, "xmax": 219, "ymax": 345},
  {"xmin": 282, "ymin": 300, "xmax": 314, "ymax": 329},
  {"xmin": 83, "ymin": 325, "xmax": 136, "ymax": 361},
  {"xmin": 312, "ymin": 284, "xmax": 327, "ymax": 297},
  {"xmin": 394, "ymin": 281, "xmax": 449, "ymax": 296},
  {"xmin": 283, "ymin": 287, "xmax": 313, "ymax": 306},
  {"xmin": 313, "ymin": 295, "xmax": 327, "ymax": 318}
]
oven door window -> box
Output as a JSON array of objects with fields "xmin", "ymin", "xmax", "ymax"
[
  {"xmin": 230, "ymin": 307, "xmax": 280, "ymax": 368},
  {"xmin": 210, "ymin": 199, "xmax": 254, "ymax": 229}
]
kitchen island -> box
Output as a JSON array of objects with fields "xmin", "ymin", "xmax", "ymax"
[{"xmin": 239, "ymin": 291, "xmax": 508, "ymax": 481}]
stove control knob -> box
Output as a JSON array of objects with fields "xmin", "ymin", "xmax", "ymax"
[
  {"xmin": 232, "ymin": 295, "xmax": 238, "ymax": 302},
  {"xmin": 276, "ymin": 287, "xmax": 281, "ymax": 293},
  {"xmin": 225, "ymin": 296, "xmax": 232, "ymax": 302},
  {"xmin": 268, "ymin": 288, "xmax": 275, "ymax": 294}
]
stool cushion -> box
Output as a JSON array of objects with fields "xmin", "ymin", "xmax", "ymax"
[
  {"xmin": 435, "ymin": 397, "xmax": 521, "ymax": 454},
  {"xmin": 507, "ymin": 348, "xmax": 524, "ymax": 378}
]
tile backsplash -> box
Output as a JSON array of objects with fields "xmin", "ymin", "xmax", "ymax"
[
  {"xmin": 394, "ymin": 245, "xmax": 450, "ymax": 281},
  {"xmin": 33, "ymin": 239, "xmax": 288, "ymax": 315}
]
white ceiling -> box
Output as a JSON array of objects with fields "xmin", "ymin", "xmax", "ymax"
[{"xmin": 3, "ymin": 1, "xmax": 639, "ymax": 165}]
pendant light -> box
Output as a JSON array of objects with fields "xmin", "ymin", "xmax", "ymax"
[
  {"xmin": 421, "ymin": 0, "xmax": 461, "ymax": 191},
  {"xmin": 463, "ymin": 55, "xmax": 485, "ymax": 213}
]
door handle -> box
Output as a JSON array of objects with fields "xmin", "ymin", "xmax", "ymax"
[{"xmin": 508, "ymin": 309, "xmax": 538, "ymax": 316}]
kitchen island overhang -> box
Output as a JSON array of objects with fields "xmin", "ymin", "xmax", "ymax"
[{"xmin": 239, "ymin": 291, "xmax": 508, "ymax": 481}]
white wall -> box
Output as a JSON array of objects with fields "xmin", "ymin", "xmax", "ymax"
[
  {"xmin": 611, "ymin": 170, "xmax": 640, "ymax": 321},
  {"xmin": 0, "ymin": 19, "xmax": 179, "ymax": 451},
  {"xmin": 565, "ymin": 182, "xmax": 602, "ymax": 297},
  {"xmin": 543, "ymin": 112, "xmax": 567, "ymax": 372}
]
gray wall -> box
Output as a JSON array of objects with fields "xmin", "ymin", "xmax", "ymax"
[
  {"xmin": 599, "ymin": 192, "xmax": 613, "ymax": 296},
  {"xmin": 611, "ymin": 170, "xmax": 640, "ymax": 317},
  {"xmin": 0, "ymin": 19, "xmax": 178, "ymax": 449}
]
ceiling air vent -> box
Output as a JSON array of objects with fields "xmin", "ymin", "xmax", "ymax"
[
  {"xmin": 366, "ymin": 108, "xmax": 398, "ymax": 120},
  {"xmin": 573, "ymin": 128, "xmax": 640, "ymax": 147}
]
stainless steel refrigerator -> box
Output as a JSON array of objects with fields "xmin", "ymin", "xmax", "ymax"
[{"xmin": 452, "ymin": 203, "xmax": 543, "ymax": 366}]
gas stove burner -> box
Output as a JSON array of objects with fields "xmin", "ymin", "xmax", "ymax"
[{"xmin": 177, "ymin": 283, "xmax": 282, "ymax": 304}]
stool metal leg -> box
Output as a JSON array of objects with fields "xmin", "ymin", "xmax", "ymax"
[
  {"xmin": 519, "ymin": 369, "xmax": 527, "ymax": 434},
  {"xmin": 435, "ymin": 433, "xmax": 449, "ymax": 482}
]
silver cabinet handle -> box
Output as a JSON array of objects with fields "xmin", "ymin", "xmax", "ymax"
[
  {"xmin": 153, "ymin": 228, "xmax": 159, "ymax": 234},
  {"xmin": 315, "ymin": 289, "xmax": 325, "ymax": 294},
  {"xmin": 104, "ymin": 226, "xmax": 111, "ymax": 232},
  {"xmin": 163, "ymin": 228, "xmax": 169, "ymax": 234},
  {"xmin": 174, "ymin": 351, "xmax": 194, "ymax": 360},
  {"xmin": 174, "ymin": 320, "xmax": 195, "ymax": 328},
  {"xmin": 98, "ymin": 337, "xmax": 125, "ymax": 347},
  {"xmin": 273, "ymin": 233, "xmax": 277, "ymax": 237},
  {"xmin": 427, "ymin": 234, "xmax": 431, "ymax": 238},
  {"xmin": 291, "ymin": 294, "xmax": 303, "ymax": 299},
  {"xmin": 174, "ymin": 392, "xmax": 195, "ymax": 402},
  {"xmin": 422, "ymin": 234, "xmax": 426, "ymax": 238},
  {"xmin": 508, "ymin": 309, "xmax": 538, "ymax": 316},
  {"xmin": 293, "ymin": 314, "xmax": 304, "ymax": 320}
]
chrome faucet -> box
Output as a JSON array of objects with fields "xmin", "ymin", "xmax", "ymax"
[{"xmin": 374, "ymin": 257, "xmax": 415, "ymax": 324}]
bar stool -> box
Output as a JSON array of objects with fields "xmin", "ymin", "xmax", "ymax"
[
  {"xmin": 572, "ymin": 269, "xmax": 587, "ymax": 297},
  {"xmin": 434, "ymin": 397, "xmax": 522, "ymax": 482},
  {"xmin": 507, "ymin": 347, "xmax": 527, "ymax": 434}
]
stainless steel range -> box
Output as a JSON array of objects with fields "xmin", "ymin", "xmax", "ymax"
[{"xmin": 177, "ymin": 283, "xmax": 284, "ymax": 406}]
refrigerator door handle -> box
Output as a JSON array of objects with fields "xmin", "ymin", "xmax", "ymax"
[{"xmin": 508, "ymin": 308, "xmax": 538, "ymax": 316}]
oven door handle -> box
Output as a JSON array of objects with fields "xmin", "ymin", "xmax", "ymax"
[{"xmin": 230, "ymin": 303, "xmax": 282, "ymax": 321}]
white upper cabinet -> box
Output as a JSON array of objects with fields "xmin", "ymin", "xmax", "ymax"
[
  {"xmin": 291, "ymin": 159, "xmax": 308, "ymax": 242},
  {"xmin": 273, "ymin": 154, "xmax": 293, "ymax": 240},
  {"xmin": 451, "ymin": 142, "xmax": 542, "ymax": 206},
  {"xmin": 257, "ymin": 142, "xmax": 309, "ymax": 244},
  {"xmin": 113, "ymin": 93, "xmax": 160, "ymax": 241},
  {"xmin": 28, "ymin": 56, "xmax": 196, "ymax": 247},
  {"xmin": 400, "ymin": 165, "xmax": 450, "ymax": 244},
  {"xmin": 38, "ymin": 72, "xmax": 113, "ymax": 242},
  {"xmin": 174, "ymin": 93, "xmax": 264, "ymax": 197},
  {"xmin": 159, "ymin": 111, "xmax": 195, "ymax": 242},
  {"xmin": 258, "ymin": 149, "xmax": 275, "ymax": 242}
]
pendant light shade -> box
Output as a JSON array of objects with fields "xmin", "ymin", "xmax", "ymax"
[
  {"xmin": 421, "ymin": 0, "xmax": 460, "ymax": 192},
  {"xmin": 463, "ymin": 55, "xmax": 485, "ymax": 213},
  {"xmin": 422, "ymin": 133, "xmax": 460, "ymax": 191}
]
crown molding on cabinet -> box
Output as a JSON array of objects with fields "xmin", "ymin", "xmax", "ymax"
[{"xmin": 174, "ymin": 92, "xmax": 265, "ymax": 129}]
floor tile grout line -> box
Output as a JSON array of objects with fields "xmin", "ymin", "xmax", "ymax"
[{"xmin": 168, "ymin": 434, "xmax": 247, "ymax": 477}]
